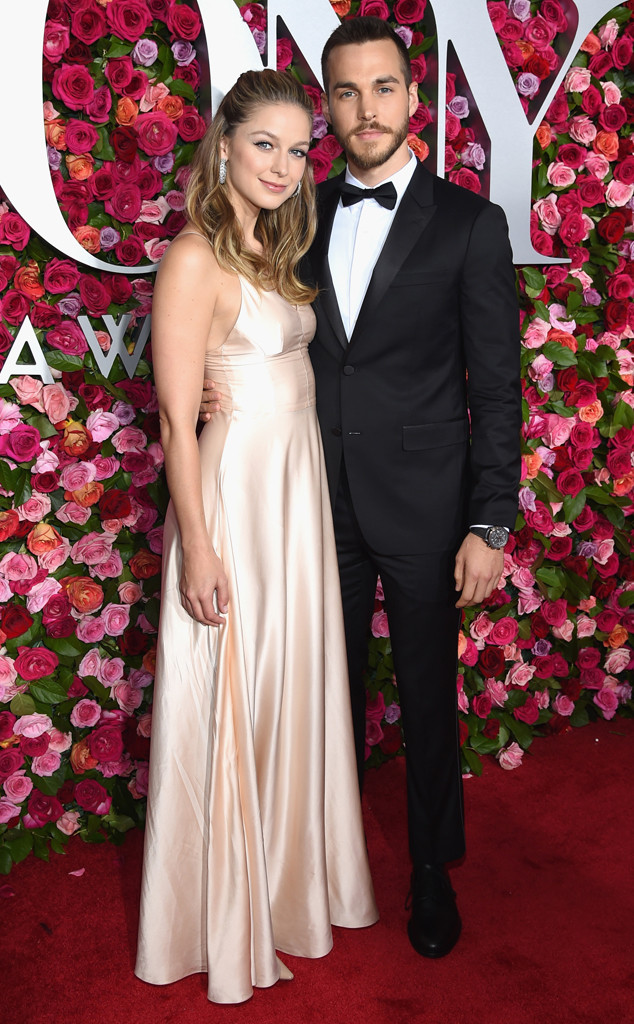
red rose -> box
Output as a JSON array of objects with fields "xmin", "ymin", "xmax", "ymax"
[
  {"xmin": 588, "ymin": 51, "xmax": 613, "ymax": 78},
  {"xmin": 105, "ymin": 183, "xmax": 143, "ymax": 223},
  {"xmin": 378, "ymin": 722, "xmax": 403, "ymax": 756},
  {"xmin": 43, "ymin": 257, "xmax": 81, "ymax": 294},
  {"xmin": 558, "ymin": 143, "xmax": 586, "ymax": 169},
  {"xmin": 0, "ymin": 289, "xmax": 30, "ymax": 325},
  {"xmin": 123, "ymin": 70, "xmax": 149, "ymax": 102},
  {"xmin": 548, "ymin": 536, "xmax": 573, "ymax": 561},
  {"xmin": 1, "ymin": 604, "xmax": 34, "ymax": 639},
  {"xmin": 71, "ymin": 5, "xmax": 106, "ymax": 44},
  {"xmin": 74, "ymin": 778, "xmax": 112, "ymax": 814},
  {"xmin": 51, "ymin": 63, "xmax": 94, "ymax": 110},
  {"xmin": 120, "ymin": 627, "xmax": 150, "ymax": 657},
  {"xmin": 0, "ymin": 423, "xmax": 42, "ymax": 462},
  {"xmin": 472, "ymin": 692, "xmax": 493, "ymax": 717},
  {"xmin": 115, "ymin": 235, "xmax": 146, "ymax": 266},
  {"xmin": 558, "ymin": 213, "xmax": 586, "ymax": 246},
  {"xmin": 123, "ymin": 718, "xmax": 150, "ymax": 759},
  {"xmin": 581, "ymin": 85, "xmax": 603, "ymax": 118},
  {"xmin": 99, "ymin": 489, "xmax": 132, "ymax": 519},
  {"xmin": 599, "ymin": 105, "xmax": 627, "ymax": 134},
  {"xmin": 167, "ymin": 2, "xmax": 202, "ymax": 39},
  {"xmin": 612, "ymin": 35, "xmax": 633, "ymax": 70},
  {"xmin": 393, "ymin": 0, "xmax": 427, "ymax": 23},
  {"xmin": 147, "ymin": 0, "xmax": 170, "ymax": 20},
  {"xmin": 556, "ymin": 468, "xmax": 584, "ymax": 497},
  {"xmin": 0, "ymin": 711, "xmax": 17, "ymax": 743},
  {"xmin": 87, "ymin": 724, "xmax": 124, "ymax": 763},
  {"xmin": 91, "ymin": 167, "xmax": 115, "ymax": 201},
  {"xmin": 116, "ymin": 378, "xmax": 153, "ymax": 407},
  {"xmin": 178, "ymin": 106, "xmax": 207, "ymax": 143},
  {"xmin": 605, "ymin": 300, "xmax": 629, "ymax": 332},
  {"xmin": 0, "ymin": 748, "xmax": 24, "ymax": 781},
  {"xmin": 106, "ymin": 0, "xmax": 152, "ymax": 42},
  {"xmin": 479, "ymin": 647, "xmax": 506, "ymax": 678},
  {"xmin": 513, "ymin": 695, "xmax": 539, "ymax": 725},
  {"xmin": 0, "ymin": 212, "xmax": 30, "ymax": 250},
  {"xmin": 14, "ymin": 646, "xmax": 59, "ymax": 681},
  {"xmin": 23, "ymin": 792, "xmax": 64, "ymax": 828},
  {"xmin": 79, "ymin": 275, "xmax": 111, "ymax": 316},
  {"xmin": 134, "ymin": 111, "xmax": 178, "ymax": 156},
  {"xmin": 358, "ymin": 0, "xmax": 390, "ymax": 16},
  {"xmin": 130, "ymin": 550, "xmax": 162, "ymax": 579},
  {"xmin": 20, "ymin": 733, "xmax": 50, "ymax": 757},
  {"xmin": 449, "ymin": 168, "xmax": 481, "ymax": 194},
  {"xmin": 0, "ymin": 509, "xmax": 20, "ymax": 543},
  {"xmin": 86, "ymin": 84, "xmax": 112, "ymax": 123},
  {"xmin": 111, "ymin": 126, "xmax": 139, "ymax": 163},
  {"xmin": 576, "ymin": 176, "xmax": 606, "ymax": 207},
  {"xmin": 482, "ymin": 718, "xmax": 500, "ymax": 740}
]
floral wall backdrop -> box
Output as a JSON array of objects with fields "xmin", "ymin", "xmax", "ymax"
[{"xmin": 0, "ymin": 0, "xmax": 632, "ymax": 873}]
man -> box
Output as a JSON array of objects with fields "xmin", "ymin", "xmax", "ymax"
[{"xmin": 202, "ymin": 17, "xmax": 521, "ymax": 960}]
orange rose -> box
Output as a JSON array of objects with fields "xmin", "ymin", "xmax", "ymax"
[
  {"xmin": 14, "ymin": 260, "xmax": 45, "ymax": 301},
  {"xmin": 130, "ymin": 550, "xmax": 162, "ymax": 579},
  {"xmin": 330, "ymin": 0, "xmax": 351, "ymax": 13},
  {"xmin": 115, "ymin": 96, "xmax": 139, "ymax": 126},
  {"xmin": 607, "ymin": 624, "xmax": 628, "ymax": 648},
  {"xmin": 535, "ymin": 122, "xmax": 552, "ymax": 150},
  {"xmin": 547, "ymin": 328, "xmax": 577, "ymax": 352},
  {"xmin": 594, "ymin": 130, "xmax": 619, "ymax": 161},
  {"xmin": 26, "ymin": 522, "xmax": 63, "ymax": 555},
  {"xmin": 523, "ymin": 452, "xmax": 542, "ymax": 479},
  {"xmin": 613, "ymin": 470, "xmax": 634, "ymax": 497},
  {"xmin": 157, "ymin": 95, "xmax": 184, "ymax": 121},
  {"xmin": 45, "ymin": 118, "xmax": 67, "ymax": 150},
  {"xmin": 73, "ymin": 225, "xmax": 101, "ymax": 254},
  {"xmin": 66, "ymin": 480, "xmax": 105, "ymax": 508},
  {"xmin": 457, "ymin": 632, "xmax": 467, "ymax": 659},
  {"xmin": 64, "ymin": 576, "xmax": 105, "ymax": 613},
  {"xmin": 65, "ymin": 153, "xmax": 95, "ymax": 181},
  {"xmin": 60, "ymin": 420, "xmax": 93, "ymax": 456},
  {"xmin": 70, "ymin": 738, "xmax": 99, "ymax": 774},
  {"xmin": 407, "ymin": 134, "xmax": 429, "ymax": 162},
  {"xmin": 516, "ymin": 40, "xmax": 535, "ymax": 61},
  {"xmin": 0, "ymin": 509, "xmax": 20, "ymax": 542},
  {"xmin": 578, "ymin": 400, "xmax": 603, "ymax": 424},
  {"xmin": 580, "ymin": 31, "xmax": 601, "ymax": 55},
  {"xmin": 142, "ymin": 647, "xmax": 157, "ymax": 676}
]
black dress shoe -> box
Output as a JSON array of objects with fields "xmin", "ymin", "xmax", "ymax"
[{"xmin": 407, "ymin": 864, "xmax": 462, "ymax": 958}]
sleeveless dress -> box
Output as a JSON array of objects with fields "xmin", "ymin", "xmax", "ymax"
[{"xmin": 135, "ymin": 276, "xmax": 378, "ymax": 1004}]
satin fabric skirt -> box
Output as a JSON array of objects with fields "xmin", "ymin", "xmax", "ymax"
[{"xmin": 135, "ymin": 397, "xmax": 377, "ymax": 1003}]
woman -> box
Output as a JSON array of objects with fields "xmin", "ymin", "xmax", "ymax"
[{"xmin": 134, "ymin": 70, "xmax": 377, "ymax": 1005}]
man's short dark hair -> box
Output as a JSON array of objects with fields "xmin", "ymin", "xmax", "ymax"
[{"xmin": 321, "ymin": 16, "xmax": 413, "ymax": 94}]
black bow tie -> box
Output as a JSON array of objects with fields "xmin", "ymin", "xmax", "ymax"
[{"xmin": 339, "ymin": 181, "xmax": 397, "ymax": 210}]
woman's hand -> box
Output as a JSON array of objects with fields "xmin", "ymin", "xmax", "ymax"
[{"xmin": 179, "ymin": 547, "xmax": 229, "ymax": 626}]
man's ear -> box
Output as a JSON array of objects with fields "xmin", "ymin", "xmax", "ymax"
[
  {"xmin": 321, "ymin": 91, "xmax": 332, "ymax": 124},
  {"xmin": 408, "ymin": 80, "xmax": 419, "ymax": 119}
]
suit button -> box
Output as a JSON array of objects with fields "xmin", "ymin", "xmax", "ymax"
[
  {"xmin": 331, "ymin": 426, "xmax": 342, "ymax": 437},
  {"xmin": 343, "ymin": 365, "xmax": 355, "ymax": 375}
]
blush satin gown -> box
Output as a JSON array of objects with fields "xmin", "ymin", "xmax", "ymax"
[{"xmin": 135, "ymin": 275, "xmax": 378, "ymax": 1004}]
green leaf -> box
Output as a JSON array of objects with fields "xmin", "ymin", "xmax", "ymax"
[
  {"xmin": 570, "ymin": 704, "xmax": 590, "ymax": 728},
  {"xmin": 605, "ymin": 505, "xmax": 626, "ymax": 531},
  {"xmin": 522, "ymin": 267, "xmax": 546, "ymax": 293},
  {"xmin": 542, "ymin": 341, "xmax": 578, "ymax": 367},
  {"xmin": 33, "ymin": 835, "xmax": 50, "ymax": 861},
  {"xmin": 461, "ymin": 746, "xmax": 483, "ymax": 776},
  {"xmin": 45, "ymin": 351, "xmax": 84, "ymax": 372},
  {"xmin": 32, "ymin": 775, "xmax": 64, "ymax": 796},
  {"xmin": 45, "ymin": 636, "xmax": 86, "ymax": 658},
  {"xmin": 613, "ymin": 399, "xmax": 634, "ymax": 431},
  {"xmin": 563, "ymin": 491, "xmax": 586, "ymax": 523},
  {"xmin": 10, "ymin": 693, "xmax": 36, "ymax": 716},
  {"xmin": 0, "ymin": 459, "xmax": 18, "ymax": 492},
  {"xmin": 23, "ymin": 412, "xmax": 59, "ymax": 439},
  {"xmin": 0, "ymin": 846, "xmax": 12, "ymax": 875},
  {"xmin": 168, "ymin": 78, "xmax": 195, "ymax": 102},
  {"xmin": 12, "ymin": 469, "xmax": 32, "ymax": 506},
  {"xmin": 618, "ymin": 590, "xmax": 634, "ymax": 608},
  {"xmin": 104, "ymin": 37, "xmax": 131, "ymax": 59},
  {"xmin": 506, "ymin": 715, "xmax": 533, "ymax": 749},
  {"xmin": 536, "ymin": 567, "xmax": 565, "ymax": 589},
  {"xmin": 104, "ymin": 810, "xmax": 135, "ymax": 833},
  {"xmin": 29, "ymin": 679, "xmax": 69, "ymax": 706},
  {"xmin": 6, "ymin": 831, "xmax": 34, "ymax": 864},
  {"xmin": 585, "ymin": 484, "xmax": 626, "ymax": 507},
  {"xmin": 533, "ymin": 299, "xmax": 550, "ymax": 322}
]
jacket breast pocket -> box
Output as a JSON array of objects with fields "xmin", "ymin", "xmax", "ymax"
[{"xmin": 402, "ymin": 419, "xmax": 469, "ymax": 451}]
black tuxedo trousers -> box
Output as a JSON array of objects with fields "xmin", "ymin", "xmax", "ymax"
[{"xmin": 308, "ymin": 165, "xmax": 521, "ymax": 868}]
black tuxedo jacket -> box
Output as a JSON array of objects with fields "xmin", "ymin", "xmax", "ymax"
[{"xmin": 308, "ymin": 162, "xmax": 521, "ymax": 555}]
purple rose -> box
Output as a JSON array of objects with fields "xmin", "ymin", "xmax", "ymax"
[
  {"xmin": 517, "ymin": 73, "xmax": 540, "ymax": 100},
  {"xmin": 447, "ymin": 95, "xmax": 469, "ymax": 119},
  {"xmin": 57, "ymin": 294, "xmax": 82, "ymax": 317},
  {"xmin": 508, "ymin": 0, "xmax": 531, "ymax": 20},
  {"xmin": 132, "ymin": 39, "xmax": 159, "ymax": 67},
  {"xmin": 461, "ymin": 142, "xmax": 485, "ymax": 171},
  {"xmin": 47, "ymin": 146, "xmax": 62, "ymax": 170},
  {"xmin": 153, "ymin": 153, "xmax": 174, "ymax": 174},
  {"xmin": 100, "ymin": 227, "xmax": 121, "ymax": 251},
  {"xmin": 171, "ymin": 40, "xmax": 195, "ymax": 65}
]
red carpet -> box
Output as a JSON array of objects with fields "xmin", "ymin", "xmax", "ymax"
[{"xmin": 2, "ymin": 718, "xmax": 633, "ymax": 1024}]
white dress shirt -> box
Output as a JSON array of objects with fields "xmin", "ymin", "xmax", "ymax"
[{"xmin": 328, "ymin": 152, "xmax": 418, "ymax": 340}]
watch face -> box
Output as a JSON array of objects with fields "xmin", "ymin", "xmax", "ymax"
[{"xmin": 487, "ymin": 526, "xmax": 509, "ymax": 549}]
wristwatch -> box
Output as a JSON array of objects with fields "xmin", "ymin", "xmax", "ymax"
[{"xmin": 469, "ymin": 526, "xmax": 509, "ymax": 550}]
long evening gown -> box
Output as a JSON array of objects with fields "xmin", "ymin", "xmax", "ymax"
[{"xmin": 135, "ymin": 275, "xmax": 378, "ymax": 1004}]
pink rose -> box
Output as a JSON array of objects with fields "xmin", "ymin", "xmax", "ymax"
[
  {"xmin": 593, "ymin": 687, "xmax": 618, "ymax": 720},
  {"xmin": 91, "ymin": 551, "xmax": 125, "ymax": 579},
  {"xmin": 59, "ymin": 462, "xmax": 96, "ymax": 491},
  {"xmin": 569, "ymin": 115, "xmax": 597, "ymax": 145},
  {"xmin": 0, "ymin": 552, "xmax": 37, "ymax": 581},
  {"xmin": 505, "ymin": 661, "xmax": 536, "ymax": 689},
  {"xmin": 118, "ymin": 581, "xmax": 143, "ymax": 604},
  {"xmin": 70, "ymin": 531, "xmax": 115, "ymax": 566},
  {"xmin": 112, "ymin": 681, "xmax": 144, "ymax": 714},
  {"xmin": 604, "ymin": 648, "xmax": 630, "ymax": 674},
  {"xmin": 70, "ymin": 699, "xmax": 102, "ymax": 729},
  {"xmin": 31, "ymin": 751, "xmax": 62, "ymax": 777},
  {"xmin": 533, "ymin": 195, "xmax": 562, "ymax": 235},
  {"xmin": 78, "ymin": 650, "xmax": 102, "ymax": 679},
  {"xmin": 12, "ymin": 713, "xmax": 53, "ymax": 739},
  {"xmin": 56, "ymin": 502, "xmax": 92, "ymax": 526},
  {"xmin": 497, "ymin": 742, "xmax": 524, "ymax": 770},
  {"xmin": 85, "ymin": 410, "xmax": 120, "ymax": 442},
  {"xmin": 3, "ymin": 770, "xmax": 33, "ymax": 803},
  {"xmin": 584, "ymin": 152, "xmax": 610, "ymax": 179},
  {"xmin": 547, "ymin": 162, "xmax": 576, "ymax": 188},
  {"xmin": 564, "ymin": 67, "xmax": 591, "ymax": 93},
  {"xmin": 553, "ymin": 694, "xmax": 575, "ymax": 717},
  {"xmin": 97, "ymin": 657, "xmax": 126, "ymax": 686},
  {"xmin": 47, "ymin": 320, "xmax": 89, "ymax": 356},
  {"xmin": 56, "ymin": 810, "xmax": 82, "ymax": 835},
  {"xmin": 470, "ymin": 612, "xmax": 494, "ymax": 640},
  {"xmin": 0, "ymin": 798, "xmax": 20, "ymax": 824},
  {"xmin": 101, "ymin": 603, "xmax": 131, "ymax": 636},
  {"xmin": 0, "ymin": 424, "xmax": 41, "ymax": 463},
  {"xmin": 606, "ymin": 180, "xmax": 634, "ymax": 208},
  {"xmin": 111, "ymin": 425, "xmax": 147, "ymax": 453},
  {"xmin": 75, "ymin": 617, "xmax": 107, "ymax": 643},
  {"xmin": 48, "ymin": 728, "xmax": 72, "ymax": 753},
  {"xmin": 19, "ymin": 495, "xmax": 53, "ymax": 523},
  {"xmin": 10, "ymin": 375, "xmax": 44, "ymax": 409},
  {"xmin": 42, "ymin": 383, "xmax": 73, "ymax": 424},
  {"xmin": 43, "ymin": 19, "xmax": 70, "ymax": 62}
]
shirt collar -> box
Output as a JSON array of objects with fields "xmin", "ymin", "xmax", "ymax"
[{"xmin": 344, "ymin": 149, "xmax": 417, "ymax": 204}]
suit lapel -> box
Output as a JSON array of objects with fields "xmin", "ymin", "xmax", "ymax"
[
  {"xmin": 312, "ymin": 174, "xmax": 348, "ymax": 351},
  {"xmin": 349, "ymin": 164, "xmax": 437, "ymax": 348}
]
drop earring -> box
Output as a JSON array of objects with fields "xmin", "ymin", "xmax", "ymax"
[
  {"xmin": 219, "ymin": 158, "xmax": 227, "ymax": 185},
  {"xmin": 293, "ymin": 180, "xmax": 301, "ymax": 197}
]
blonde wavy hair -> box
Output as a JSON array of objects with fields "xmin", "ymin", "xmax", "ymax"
[{"xmin": 185, "ymin": 70, "xmax": 318, "ymax": 305}]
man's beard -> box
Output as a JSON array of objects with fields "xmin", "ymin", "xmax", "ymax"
[{"xmin": 334, "ymin": 117, "xmax": 410, "ymax": 171}]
